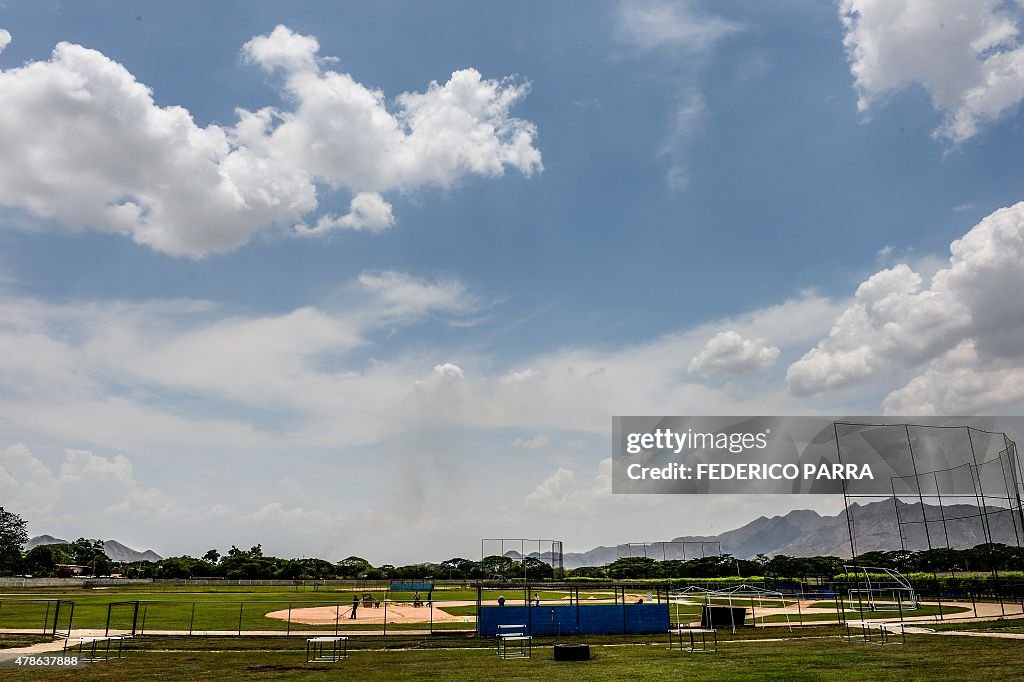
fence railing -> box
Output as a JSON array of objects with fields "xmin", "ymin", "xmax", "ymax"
[
  {"xmin": 0, "ymin": 598, "xmax": 73, "ymax": 635},
  {"xmin": 99, "ymin": 598, "xmax": 478, "ymax": 636}
]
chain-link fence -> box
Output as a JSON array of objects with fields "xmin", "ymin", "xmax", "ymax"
[{"xmin": 93, "ymin": 596, "xmax": 478, "ymax": 636}]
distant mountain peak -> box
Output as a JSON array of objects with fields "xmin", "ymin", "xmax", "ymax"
[
  {"xmin": 25, "ymin": 535, "xmax": 69, "ymax": 550},
  {"xmin": 562, "ymin": 499, "xmax": 1014, "ymax": 568},
  {"xmin": 101, "ymin": 540, "xmax": 163, "ymax": 562},
  {"xmin": 24, "ymin": 535, "xmax": 162, "ymax": 562}
]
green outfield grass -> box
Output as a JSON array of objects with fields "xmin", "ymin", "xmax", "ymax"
[
  {"xmin": 804, "ymin": 603, "xmax": 971, "ymax": 617},
  {"xmin": 0, "ymin": 585, "xmax": 986, "ymax": 635},
  {"xmin": 0, "ymin": 586, "xmax": 668, "ymax": 633},
  {"xmin": 758, "ymin": 604, "xmax": 971, "ymax": 624},
  {"xmin": 0, "ymin": 634, "xmax": 52, "ymax": 649},
  {"xmin": 4, "ymin": 631, "xmax": 1023, "ymax": 681}
]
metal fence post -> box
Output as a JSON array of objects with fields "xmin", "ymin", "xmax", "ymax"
[
  {"xmin": 621, "ymin": 587, "xmax": 627, "ymax": 635},
  {"xmin": 575, "ymin": 587, "xmax": 581, "ymax": 635}
]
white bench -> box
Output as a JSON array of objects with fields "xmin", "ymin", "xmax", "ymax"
[
  {"xmin": 63, "ymin": 635, "xmax": 126, "ymax": 662},
  {"xmin": 496, "ymin": 624, "xmax": 532, "ymax": 659},
  {"xmin": 844, "ymin": 620, "xmax": 905, "ymax": 645},
  {"xmin": 668, "ymin": 627, "xmax": 717, "ymax": 653},
  {"xmin": 306, "ymin": 635, "xmax": 348, "ymax": 662}
]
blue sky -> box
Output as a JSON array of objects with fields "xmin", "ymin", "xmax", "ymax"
[{"xmin": 1, "ymin": 0, "xmax": 1024, "ymax": 564}]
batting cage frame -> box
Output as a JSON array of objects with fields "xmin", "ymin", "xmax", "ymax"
[
  {"xmin": 835, "ymin": 422, "xmax": 1024, "ymax": 560},
  {"xmin": 0, "ymin": 598, "xmax": 74, "ymax": 636},
  {"xmin": 480, "ymin": 538, "xmax": 564, "ymax": 581},
  {"xmin": 835, "ymin": 421, "xmax": 1024, "ymax": 621},
  {"xmin": 616, "ymin": 540, "xmax": 721, "ymax": 562}
]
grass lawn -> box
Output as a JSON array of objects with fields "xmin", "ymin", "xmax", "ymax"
[
  {"xmin": 0, "ymin": 588, "xmax": 693, "ymax": 633},
  {"xmin": 2, "ymin": 631, "xmax": 1022, "ymax": 681},
  {"xmin": 930, "ymin": 618, "xmax": 1024, "ymax": 633},
  {"xmin": 1, "ymin": 590, "xmax": 488, "ymax": 633},
  {"xmin": 0, "ymin": 587, "xmax": 984, "ymax": 636},
  {"xmin": 758, "ymin": 604, "xmax": 970, "ymax": 624},
  {"xmin": 0, "ymin": 634, "xmax": 52, "ymax": 649},
  {"xmin": 805, "ymin": 603, "xmax": 971, "ymax": 617}
]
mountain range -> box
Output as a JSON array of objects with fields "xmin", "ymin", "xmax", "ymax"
[
  {"xmin": 551, "ymin": 500, "xmax": 1022, "ymax": 568},
  {"xmin": 25, "ymin": 535, "xmax": 163, "ymax": 563},
  {"xmin": 28, "ymin": 498, "xmax": 1021, "ymax": 569}
]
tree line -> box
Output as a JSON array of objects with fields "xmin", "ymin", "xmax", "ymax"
[{"xmin": 2, "ymin": 507, "xmax": 1021, "ymax": 581}]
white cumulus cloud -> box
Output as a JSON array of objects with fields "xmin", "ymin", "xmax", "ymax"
[
  {"xmin": 0, "ymin": 29, "xmax": 11, "ymax": 54},
  {"xmin": 688, "ymin": 331, "xmax": 780, "ymax": 377},
  {"xmin": 788, "ymin": 202, "xmax": 1024, "ymax": 402},
  {"xmin": 0, "ymin": 25, "xmax": 541, "ymax": 257},
  {"xmin": 882, "ymin": 340, "xmax": 1024, "ymax": 414},
  {"xmin": 0, "ymin": 444, "xmax": 185, "ymax": 523},
  {"xmin": 513, "ymin": 434, "xmax": 550, "ymax": 449},
  {"xmin": 840, "ymin": 0, "xmax": 1024, "ymax": 142},
  {"xmin": 296, "ymin": 192, "xmax": 395, "ymax": 235},
  {"xmin": 241, "ymin": 23, "xmax": 321, "ymax": 73}
]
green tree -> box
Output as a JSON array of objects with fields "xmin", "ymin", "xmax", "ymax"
[
  {"xmin": 480, "ymin": 555, "xmax": 517, "ymax": 578},
  {"xmin": 607, "ymin": 557, "xmax": 662, "ymax": 579},
  {"xmin": 294, "ymin": 558, "xmax": 336, "ymax": 579},
  {"xmin": 0, "ymin": 507, "xmax": 28, "ymax": 575},
  {"xmin": 335, "ymin": 556, "xmax": 372, "ymax": 578},
  {"xmin": 203, "ymin": 549, "xmax": 221, "ymax": 564},
  {"xmin": 66, "ymin": 538, "xmax": 105, "ymax": 565},
  {"xmin": 63, "ymin": 538, "xmax": 110, "ymax": 576},
  {"xmin": 567, "ymin": 566, "xmax": 608, "ymax": 579},
  {"xmin": 91, "ymin": 554, "xmax": 114, "ymax": 576},
  {"xmin": 157, "ymin": 556, "xmax": 194, "ymax": 579},
  {"xmin": 439, "ymin": 557, "xmax": 477, "ymax": 579},
  {"xmin": 522, "ymin": 556, "xmax": 554, "ymax": 580},
  {"xmin": 22, "ymin": 544, "xmax": 70, "ymax": 577}
]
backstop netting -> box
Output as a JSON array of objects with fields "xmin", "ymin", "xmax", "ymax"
[
  {"xmin": 481, "ymin": 538, "xmax": 564, "ymax": 580},
  {"xmin": 616, "ymin": 541, "xmax": 721, "ymax": 561},
  {"xmin": 835, "ymin": 422, "xmax": 1024, "ymax": 560}
]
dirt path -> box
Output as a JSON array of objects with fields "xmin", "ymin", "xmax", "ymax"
[{"xmin": 0, "ymin": 638, "xmax": 73, "ymax": 661}]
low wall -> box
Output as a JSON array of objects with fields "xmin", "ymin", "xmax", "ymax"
[
  {"xmin": 478, "ymin": 603, "xmax": 669, "ymax": 636},
  {"xmin": 0, "ymin": 577, "xmax": 154, "ymax": 588}
]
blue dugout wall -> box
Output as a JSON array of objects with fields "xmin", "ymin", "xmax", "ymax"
[{"xmin": 478, "ymin": 603, "xmax": 669, "ymax": 636}]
